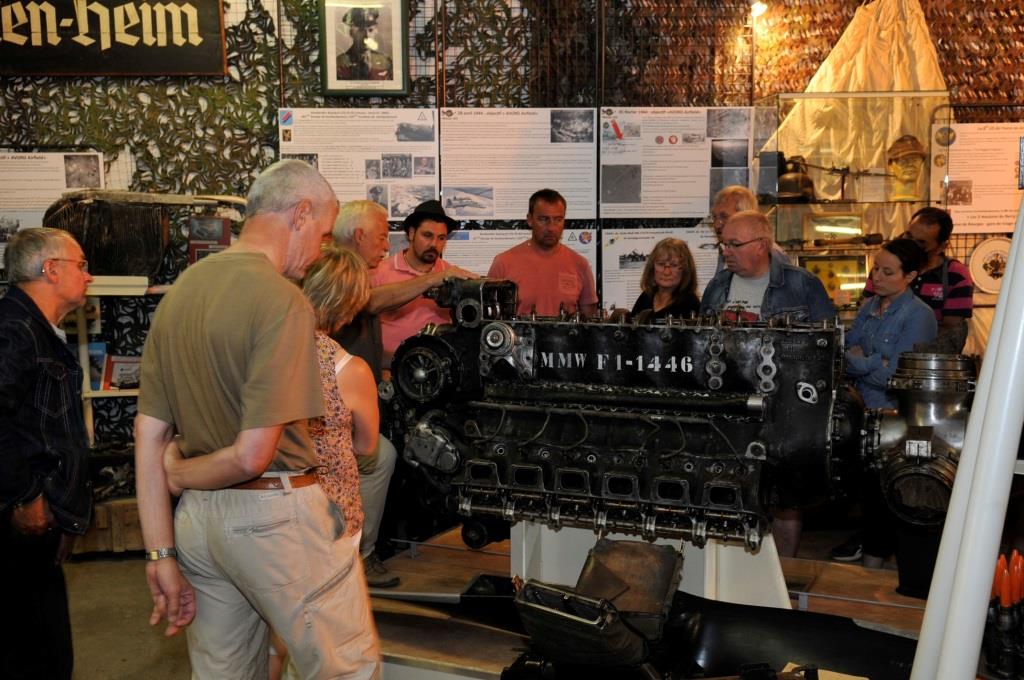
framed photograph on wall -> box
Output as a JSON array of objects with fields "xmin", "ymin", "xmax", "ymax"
[
  {"xmin": 103, "ymin": 356, "xmax": 142, "ymax": 390},
  {"xmin": 798, "ymin": 254, "xmax": 867, "ymax": 308},
  {"xmin": 319, "ymin": 0, "xmax": 409, "ymax": 96}
]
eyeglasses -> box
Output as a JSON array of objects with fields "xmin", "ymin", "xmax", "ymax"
[
  {"xmin": 717, "ymin": 238, "xmax": 764, "ymax": 252},
  {"xmin": 654, "ymin": 260, "xmax": 684, "ymax": 271},
  {"xmin": 46, "ymin": 258, "xmax": 90, "ymax": 273}
]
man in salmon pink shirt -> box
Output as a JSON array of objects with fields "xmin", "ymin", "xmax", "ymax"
[{"xmin": 487, "ymin": 188, "xmax": 598, "ymax": 317}]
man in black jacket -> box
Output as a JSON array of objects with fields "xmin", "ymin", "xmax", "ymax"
[{"xmin": 0, "ymin": 227, "xmax": 94, "ymax": 680}]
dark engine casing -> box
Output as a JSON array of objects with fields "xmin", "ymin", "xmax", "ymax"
[
  {"xmin": 385, "ymin": 279, "xmax": 853, "ymax": 550},
  {"xmin": 862, "ymin": 353, "xmax": 975, "ymax": 527}
]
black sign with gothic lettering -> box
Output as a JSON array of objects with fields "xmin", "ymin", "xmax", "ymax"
[{"xmin": 0, "ymin": 0, "xmax": 226, "ymax": 75}]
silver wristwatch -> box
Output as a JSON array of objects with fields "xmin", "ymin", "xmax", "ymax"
[{"xmin": 144, "ymin": 547, "xmax": 178, "ymax": 561}]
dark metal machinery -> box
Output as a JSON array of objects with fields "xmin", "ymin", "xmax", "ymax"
[
  {"xmin": 385, "ymin": 279, "xmax": 976, "ymax": 550},
  {"xmin": 862, "ymin": 353, "xmax": 975, "ymax": 528},
  {"xmin": 384, "ymin": 279, "xmax": 867, "ymax": 551},
  {"xmin": 382, "ymin": 280, "xmax": 976, "ymax": 679}
]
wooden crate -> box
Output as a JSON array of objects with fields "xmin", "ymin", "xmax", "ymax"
[{"xmin": 74, "ymin": 497, "xmax": 144, "ymax": 554}]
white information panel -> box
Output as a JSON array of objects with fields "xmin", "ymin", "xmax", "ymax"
[
  {"xmin": 929, "ymin": 122, "xmax": 1024, "ymax": 233},
  {"xmin": 600, "ymin": 107, "xmax": 753, "ymax": 218},
  {"xmin": 386, "ymin": 228, "xmax": 598, "ymax": 283},
  {"xmin": 278, "ymin": 108, "xmax": 439, "ymax": 220},
  {"xmin": 0, "ymin": 151, "xmax": 105, "ymax": 268},
  {"xmin": 439, "ymin": 108, "xmax": 597, "ymax": 220},
  {"xmin": 601, "ymin": 225, "xmax": 718, "ymax": 312}
]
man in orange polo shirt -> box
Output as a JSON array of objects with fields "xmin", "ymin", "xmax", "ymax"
[{"xmin": 487, "ymin": 188, "xmax": 598, "ymax": 317}]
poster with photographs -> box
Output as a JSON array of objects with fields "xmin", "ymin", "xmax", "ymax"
[
  {"xmin": 279, "ymin": 108, "xmax": 439, "ymax": 220},
  {"xmin": 0, "ymin": 151, "xmax": 105, "ymax": 273},
  {"xmin": 601, "ymin": 226, "xmax": 718, "ymax": 311},
  {"xmin": 439, "ymin": 108, "xmax": 597, "ymax": 220},
  {"xmin": 600, "ymin": 107, "xmax": 753, "ymax": 218},
  {"xmin": 929, "ymin": 122, "xmax": 1024, "ymax": 233},
  {"xmin": 319, "ymin": 0, "xmax": 408, "ymax": 96}
]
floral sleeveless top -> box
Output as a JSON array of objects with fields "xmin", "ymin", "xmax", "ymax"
[{"xmin": 308, "ymin": 331, "xmax": 363, "ymax": 537}]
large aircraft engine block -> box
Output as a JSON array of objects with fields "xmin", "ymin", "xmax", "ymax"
[{"xmin": 385, "ymin": 279, "xmax": 854, "ymax": 550}]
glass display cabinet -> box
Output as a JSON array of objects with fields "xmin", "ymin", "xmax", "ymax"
[{"xmin": 753, "ymin": 90, "xmax": 952, "ymax": 309}]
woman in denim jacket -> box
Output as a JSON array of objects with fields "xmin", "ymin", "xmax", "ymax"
[
  {"xmin": 846, "ymin": 238, "xmax": 937, "ymax": 409},
  {"xmin": 844, "ymin": 238, "xmax": 937, "ymax": 569}
]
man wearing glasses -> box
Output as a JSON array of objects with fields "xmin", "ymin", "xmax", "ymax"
[
  {"xmin": 699, "ymin": 211, "xmax": 832, "ymax": 558},
  {"xmin": 700, "ymin": 210, "xmax": 832, "ymax": 324},
  {"xmin": 711, "ymin": 185, "xmax": 791, "ymax": 273},
  {"xmin": 488, "ymin": 188, "xmax": 598, "ymax": 317},
  {"xmin": 0, "ymin": 227, "xmax": 94, "ymax": 680},
  {"xmin": 863, "ymin": 207, "xmax": 973, "ymax": 353}
]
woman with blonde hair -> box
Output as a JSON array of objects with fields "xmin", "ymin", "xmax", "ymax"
[
  {"xmin": 302, "ymin": 246, "xmax": 380, "ymax": 533},
  {"xmin": 271, "ymin": 246, "xmax": 381, "ymax": 679},
  {"xmin": 630, "ymin": 237, "xmax": 700, "ymax": 322}
]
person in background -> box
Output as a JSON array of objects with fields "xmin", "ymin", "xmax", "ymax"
[
  {"xmin": 0, "ymin": 227, "xmax": 94, "ymax": 680},
  {"xmin": 710, "ymin": 185, "xmax": 790, "ymax": 273},
  {"xmin": 373, "ymin": 200, "xmax": 475, "ymax": 362},
  {"xmin": 846, "ymin": 239, "xmax": 938, "ymax": 409},
  {"xmin": 863, "ymin": 206, "xmax": 973, "ymax": 353},
  {"xmin": 700, "ymin": 210, "xmax": 833, "ymax": 557},
  {"xmin": 700, "ymin": 210, "xmax": 832, "ymax": 324},
  {"xmin": 629, "ymin": 237, "xmax": 700, "ymax": 322},
  {"xmin": 336, "ymin": 8, "xmax": 393, "ymax": 81},
  {"xmin": 336, "ymin": 200, "xmax": 474, "ymax": 587},
  {"xmin": 488, "ymin": 188, "xmax": 598, "ymax": 317},
  {"xmin": 833, "ymin": 239, "xmax": 938, "ymax": 567},
  {"xmin": 711, "ymin": 186, "xmax": 758, "ymax": 243}
]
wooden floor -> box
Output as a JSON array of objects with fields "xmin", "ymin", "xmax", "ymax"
[
  {"xmin": 371, "ymin": 529, "xmax": 924, "ymax": 677},
  {"xmin": 781, "ymin": 557, "xmax": 924, "ymax": 637},
  {"xmin": 372, "ymin": 532, "xmax": 528, "ymax": 677}
]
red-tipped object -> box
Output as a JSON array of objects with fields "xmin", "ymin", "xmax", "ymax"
[
  {"xmin": 1000, "ymin": 568, "xmax": 1012, "ymax": 609},
  {"xmin": 1013, "ymin": 561, "xmax": 1022, "ymax": 605},
  {"xmin": 995, "ymin": 554, "xmax": 1008, "ymax": 598}
]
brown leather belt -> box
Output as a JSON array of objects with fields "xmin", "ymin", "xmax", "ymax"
[{"xmin": 230, "ymin": 472, "xmax": 319, "ymax": 491}]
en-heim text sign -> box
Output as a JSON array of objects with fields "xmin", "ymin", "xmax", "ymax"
[{"xmin": 0, "ymin": 1, "xmax": 226, "ymax": 75}]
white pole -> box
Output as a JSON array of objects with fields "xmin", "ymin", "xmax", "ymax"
[{"xmin": 912, "ymin": 197, "xmax": 1024, "ymax": 679}]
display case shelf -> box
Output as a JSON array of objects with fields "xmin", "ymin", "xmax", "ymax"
[
  {"xmin": 75, "ymin": 277, "xmax": 167, "ymax": 445},
  {"xmin": 755, "ymin": 90, "xmax": 951, "ymax": 244},
  {"xmin": 83, "ymin": 389, "xmax": 140, "ymax": 399}
]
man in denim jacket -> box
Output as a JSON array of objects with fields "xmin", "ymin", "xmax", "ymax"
[
  {"xmin": 700, "ymin": 211, "xmax": 833, "ymax": 323},
  {"xmin": 0, "ymin": 227, "xmax": 94, "ymax": 680},
  {"xmin": 698, "ymin": 211, "xmax": 832, "ymax": 559}
]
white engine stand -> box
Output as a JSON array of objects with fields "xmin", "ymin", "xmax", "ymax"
[{"xmin": 510, "ymin": 522, "xmax": 791, "ymax": 610}]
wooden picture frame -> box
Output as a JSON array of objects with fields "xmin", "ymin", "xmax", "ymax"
[
  {"xmin": 103, "ymin": 356, "xmax": 142, "ymax": 390},
  {"xmin": 798, "ymin": 254, "xmax": 868, "ymax": 308},
  {"xmin": 319, "ymin": 0, "xmax": 409, "ymax": 96}
]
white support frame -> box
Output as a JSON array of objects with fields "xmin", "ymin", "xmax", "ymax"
[
  {"xmin": 510, "ymin": 522, "xmax": 791, "ymax": 610},
  {"xmin": 912, "ymin": 195, "xmax": 1024, "ymax": 679}
]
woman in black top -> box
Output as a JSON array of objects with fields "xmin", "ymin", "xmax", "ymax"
[{"xmin": 630, "ymin": 237, "xmax": 700, "ymax": 322}]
